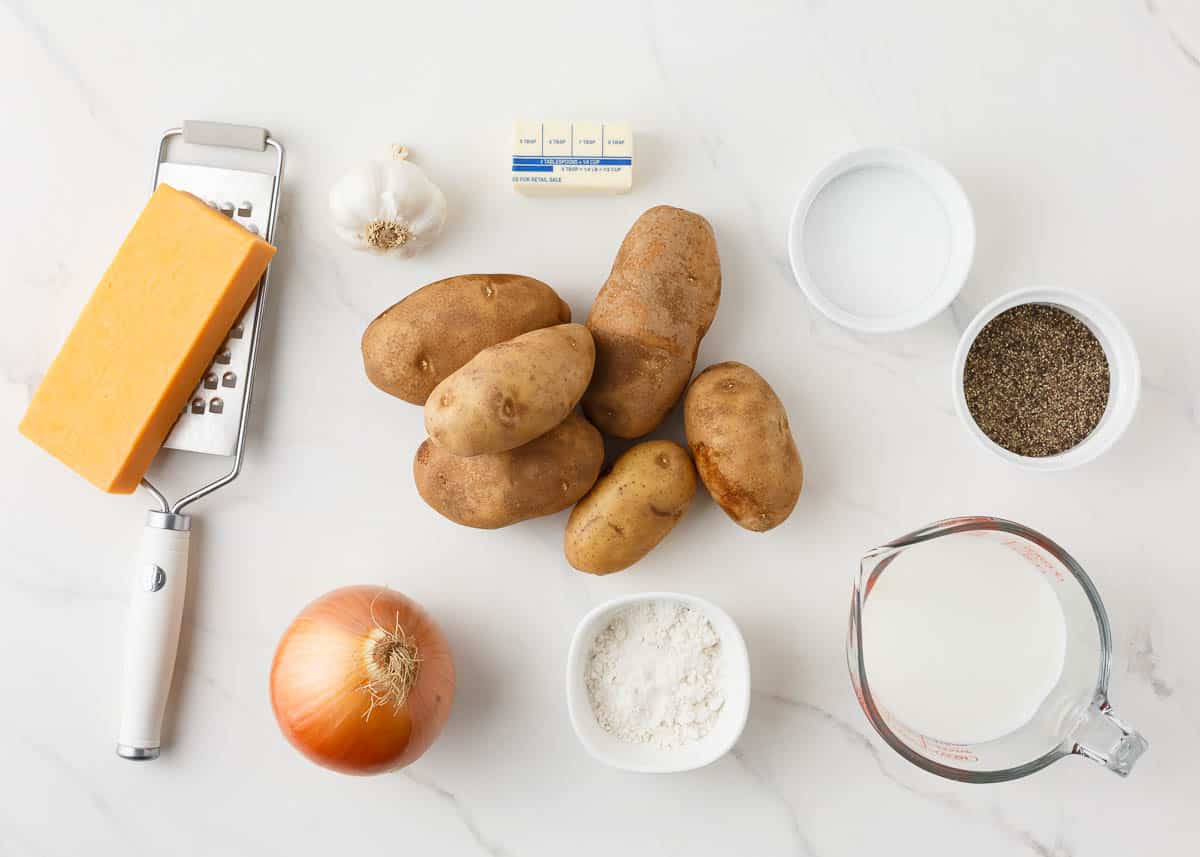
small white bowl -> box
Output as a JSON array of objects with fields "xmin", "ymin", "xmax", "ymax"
[
  {"xmin": 565, "ymin": 592, "xmax": 751, "ymax": 773},
  {"xmin": 952, "ymin": 287, "xmax": 1141, "ymax": 470},
  {"xmin": 787, "ymin": 146, "xmax": 975, "ymax": 332}
]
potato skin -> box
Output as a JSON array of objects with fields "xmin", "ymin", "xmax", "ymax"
[
  {"xmin": 363, "ymin": 274, "xmax": 571, "ymax": 404},
  {"xmin": 583, "ymin": 206, "xmax": 721, "ymax": 438},
  {"xmin": 564, "ymin": 440, "xmax": 697, "ymax": 574},
  {"xmin": 425, "ymin": 324, "xmax": 595, "ymax": 457},
  {"xmin": 684, "ymin": 362, "xmax": 802, "ymax": 532},
  {"xmin": 414, "ymin": 412, "xmax": 604, "ymax": 529}
]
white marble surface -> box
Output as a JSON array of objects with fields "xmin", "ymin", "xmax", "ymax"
[{"xmin": 1, "ymin": 0, "xmax": 1198, "ymax": 854}]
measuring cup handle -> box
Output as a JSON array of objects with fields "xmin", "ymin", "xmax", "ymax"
[{"xmin": 1071, "ymin": 696, "xmax": 1148, "ymax": 776}]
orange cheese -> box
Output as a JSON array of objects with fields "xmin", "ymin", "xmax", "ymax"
[{"xmin": 19, "ymin": 184, "xmax": 276, "ymax": 493}]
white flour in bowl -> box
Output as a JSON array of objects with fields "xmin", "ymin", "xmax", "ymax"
[{"xmin": 585, "ymin": 600, "xmax": 725, "ymax": 748}]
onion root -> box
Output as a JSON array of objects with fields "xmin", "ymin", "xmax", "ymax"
[{"xmin": 361, "ymin": 620, "xmax": 421, "ymax": 719}]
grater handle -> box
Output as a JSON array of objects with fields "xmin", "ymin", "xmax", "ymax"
[
  {"xmin": 182, "ymin": 120, "xmax": 268, "ymax": 151},
  {"xmin": 117, "ymin": 512, "xmax": 192, "ymax": 760}
]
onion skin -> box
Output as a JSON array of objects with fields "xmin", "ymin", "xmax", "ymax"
[{"xmin": 270, "ymin": 586, "xmax": 455, "ymax": 775}]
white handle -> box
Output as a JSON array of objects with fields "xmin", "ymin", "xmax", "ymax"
[{"xmin": 117, "ymin": 513, "xmax": 191, "ymax": 760}]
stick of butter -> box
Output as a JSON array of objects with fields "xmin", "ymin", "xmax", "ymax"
[{"xmin": 511, "ymin": 120, "xmax": 633, "ymax": 195}]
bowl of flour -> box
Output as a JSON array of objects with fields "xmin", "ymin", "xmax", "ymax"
[{"xmin": 566, "ymin": 592, "xmax": 751, "ymax": 772}]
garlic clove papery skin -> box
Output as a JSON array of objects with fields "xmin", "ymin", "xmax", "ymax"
[
  {"xmin": 332, "ymin": 167, "xmax": 383, "ymax": 226},
  {"xmin": 329, "ymin": 158, "xmax": 448, "ymax": 257},
  {"xmin": 402, "ymin": 189, "xmax": 448, "ymax": 247}
]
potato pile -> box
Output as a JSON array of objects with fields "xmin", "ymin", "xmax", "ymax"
[{"xmin": 361, "ymin": 206, "xmax": 803, "ymax": 574}]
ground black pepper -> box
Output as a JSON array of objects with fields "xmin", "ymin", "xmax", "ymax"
[{"xmin": 963, "ymin": 304, "xmax": 1110, "ymax": 457}]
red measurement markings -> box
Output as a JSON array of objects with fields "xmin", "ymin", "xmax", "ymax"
[
  {"xmin": 888, "ymin": 716, "xmax": 981, "ymax": 763},
  {"xmin": 1001, "ymin": 538, "xmax": 1065, "ymax": 581}
]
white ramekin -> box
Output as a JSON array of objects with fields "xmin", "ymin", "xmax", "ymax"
[
  {"xmin": 787, "ymin": 146, "xmax": 976, "ymax": 333},
  {"xmin": 565, "ymin": 592, "xmax": 751, "ymax": 773},
  {"xmin": 951, "ymin": 287, "xmax": 1140, "ymax": 471}
]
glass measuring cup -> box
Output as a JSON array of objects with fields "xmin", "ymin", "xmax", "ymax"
[{"xmin": 847, "ymin": 516, "xmax": 1147, "ymax": 782}]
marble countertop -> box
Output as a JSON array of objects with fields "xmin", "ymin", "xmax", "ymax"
[{"xmin": 2, "ymin": 1, "xmax": 1197, "ymax": 854}]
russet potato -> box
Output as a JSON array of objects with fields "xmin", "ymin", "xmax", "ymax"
[
  {"xmin": 582, "ymin": 206, "xmax": 721, "ymax": 438},
  {"xmin": 414, "ymin": 412, "xmax": 604, "ymax": 529},
  {"xmin": 564, "ymin": 440, "xmax": 697, "ymax": 574},
  {"xmin": 684, "ymin": 362, "xmax": 802, "ymax": 532},
  {"xmin": 425, "ymin": 324, "xmax": 595, "ymax": 457}
]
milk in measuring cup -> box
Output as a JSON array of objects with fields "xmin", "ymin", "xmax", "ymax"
[{"xmin": 861, "ymin": 535, "xmax": 1067, "ymax": 745}]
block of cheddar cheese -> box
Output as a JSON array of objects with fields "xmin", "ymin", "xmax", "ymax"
[{"xmin": 19, "ymin": 184, "xmax": 276, "ymax": 493}]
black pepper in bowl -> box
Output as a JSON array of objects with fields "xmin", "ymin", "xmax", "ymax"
[{"xmin": 962, "ymin": 303, "xmax": 1110, "ymax": 457}]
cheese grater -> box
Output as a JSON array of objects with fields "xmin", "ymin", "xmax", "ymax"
[{"xmin": 117, "ymin": 121, "xmax": 283, "ymax": 761}]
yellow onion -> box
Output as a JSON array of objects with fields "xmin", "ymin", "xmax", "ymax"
[{"xmin": 270, "ymin": 586, "xmax": 454, "ymax": 775}]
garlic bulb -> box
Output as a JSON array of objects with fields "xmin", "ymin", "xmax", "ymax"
[{"xmin": 329, "ymin": 146, "xmax": 447, "ymax": 257}]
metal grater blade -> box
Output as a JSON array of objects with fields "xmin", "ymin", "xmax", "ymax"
[{"xmin": 155, "ymin": 162, "xmax": 276, "ymax": 457}]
